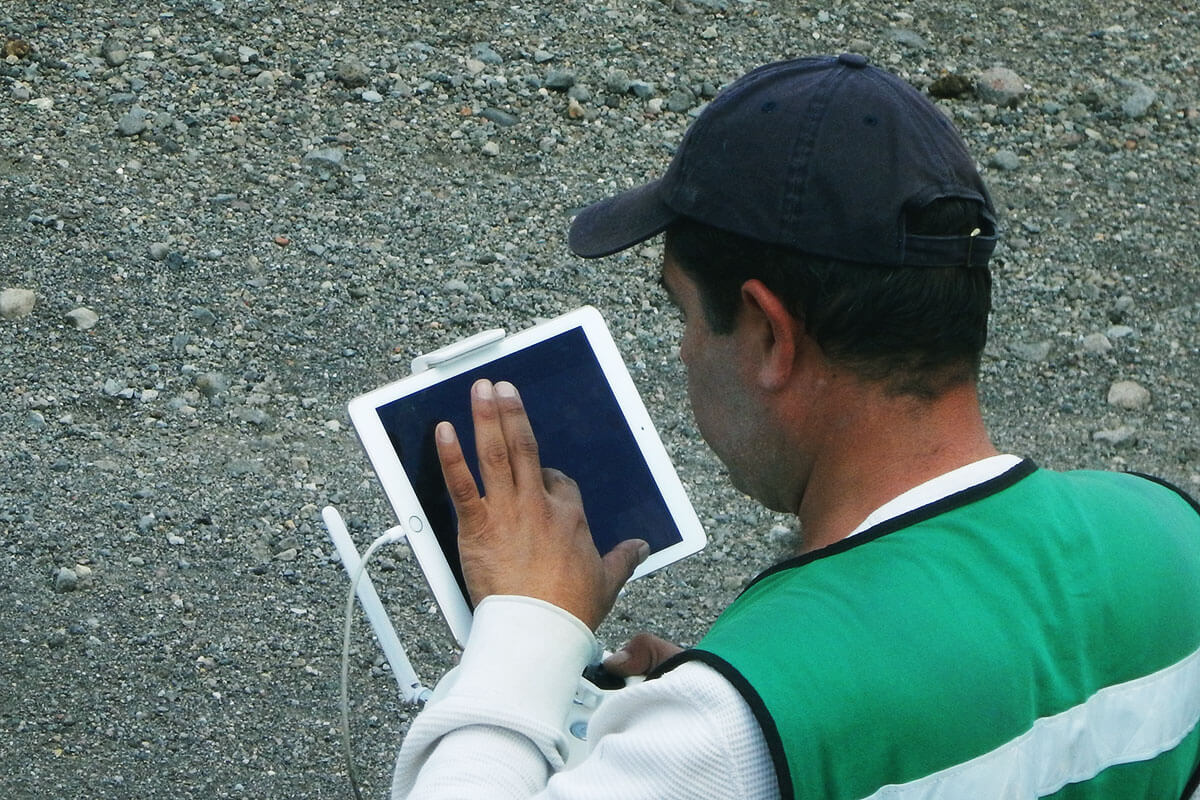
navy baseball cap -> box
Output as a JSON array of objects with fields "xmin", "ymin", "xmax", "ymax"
[{"xmin": 569, "ymin": 54, "xmax": 997, "ymax": 268}]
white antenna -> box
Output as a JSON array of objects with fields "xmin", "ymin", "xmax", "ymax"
[{"xmin": 323, "ymin": 505, "xmax": 431, "ymax": 704}]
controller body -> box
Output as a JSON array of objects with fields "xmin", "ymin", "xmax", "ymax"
[
  {"xmin": 564, "ymin": 664, "xmax": 642, "ymax": 767},
  {"xmin": 424, "ymin": 660, "xmax": 640, "ymax": 768}
]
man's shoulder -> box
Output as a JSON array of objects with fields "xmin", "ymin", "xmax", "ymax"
[{"xmin": 1035, "ymin": 466, "xmax": 1200, "ymax": 515}]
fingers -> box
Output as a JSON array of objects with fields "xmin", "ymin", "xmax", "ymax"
[
  {"xmin": 435, "ymin": 421, "xmax": 487, "ymax": 530},
  {"xmin": 603, "ymin": 632, "xmax": 684, "ymax": 677},
  {"xmin": 471, "ymin": 380, "xmax": 543, "ymax": 493},
  {"xmin": 494, "ymin": 382, "xmax": 542, "ymax": 490},
  {"xmin": 470, "ymin": 380, "xmax": 514, "ymax": 492}
]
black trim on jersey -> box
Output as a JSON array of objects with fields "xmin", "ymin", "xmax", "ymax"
[
  {"xmin": 649, "ymin": 649, "xmax": 795, "ymax": 800},
  {"xmin": 1127, "ymin": 471, "xmax": 1200, "ymax": 516},
  {"xmin": 1183, "ymin": 755, "xmax": 1200, "ymax": 800},
  {"xmin": 742, "ymin": 458, "xmax": 1039, "ymax": 595},
  {"xmin": 1127, "ymin": 468, "xmax": 1199, "ymax": 800}
]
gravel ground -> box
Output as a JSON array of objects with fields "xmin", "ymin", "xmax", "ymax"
[{"xmin": 2, "ymin": 0, "xmax": 1198, "ymax": 797}]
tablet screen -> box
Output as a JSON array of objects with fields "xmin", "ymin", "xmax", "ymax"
[{"xmin": 375, "ymin": 326, "xmax": 683, "ymax": 605}]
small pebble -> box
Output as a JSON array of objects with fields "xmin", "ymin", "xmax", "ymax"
[
  {"xmin": 471, "ymin": 43, "xmax": 503, "ymax": 65},
  {"xmin": 605, "ymin": 71, "xmax": 631, "ymax": 94},
  {"xmin": 665, "ymin": 89, "xmax": 694, "ymax": 113},
  {"xmin": 1011, "ymin": 340, "xmax": 1051, "ymax": 362},
  {"xmin": 191, "ymin": 307, "xmax": 217, "ymax": 328},
  {"xmin": 1093, "ymin": 426, "xmax": 1138, "ymax": 447},
  {"xmin": 54, "ymin": 567, "xmax": 78, "ymax": 593},
  {"xmin": 887, "ymin": 28, "xmax": 929, "ymax": 50},
  {"xmin": 194, "ymin": 372, "xmax": 230, "ymax": 398},
  {"xmin": 544, "ymin": 69, "xmax": 576, "ymax": 90},
  {"xmin": 1121, "ymin": 82, "xmax": 1156, "ymax": 118},
  {"xmin": 65, "ymin": 307, "xmax": 99, "ymax": 330},
  {"xmin": 1080, "ymin": 333, "xmax": 1112, "ymax": 355},
  {"xmin": 335, "ymin": 59, "xmax": 369, "ymax": 88},
  {"xmin": 631, "ymin": 81, "xmax": 655, "ymax": 99},
  {"xmin": 104, "ymin": 47, "xmax": 128, "ymax": 67},
  {"xmin": 303, "ymin": 148, "xmax": 345, "ymax": 168},
  {"xmin": 117, "ymin": 108, "xmax": 148, "ymax": 137},
  {"xmin": 238, "ymin": 407, "xmax": 270, "ymax": 426},
  {"xmin": 480, "ymin": 108, "xmax": 518, "ymax": 127},
  {"xmin": 989, "ymin": 150, "xmax": 1020, "ymax": 171}
]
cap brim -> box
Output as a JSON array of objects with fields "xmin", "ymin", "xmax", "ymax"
[{"xmin": 568, "ymin": 178, "xmax": 679, "ymax": 258}]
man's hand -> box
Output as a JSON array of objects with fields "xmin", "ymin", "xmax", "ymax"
[{"xmin": 436, "ymin": 379, "xmax": 649, "ymax": 631}]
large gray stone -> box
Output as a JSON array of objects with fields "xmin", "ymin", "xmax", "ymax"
[
  {"xmin": 1107, "ymin": 380, "xmax": 1151, "ymax": 410},
  {"xmin": 0, "ymin": 288, "xmax": 36, "ymax": 319},
  {"xmin": 977, "ymin": 67, "xmax": 1025, "ymax": 107}
]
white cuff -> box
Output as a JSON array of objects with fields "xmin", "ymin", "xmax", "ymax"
[{"xmin": 443, "ymin": 595, "xmax": 601, "ymax": 729}]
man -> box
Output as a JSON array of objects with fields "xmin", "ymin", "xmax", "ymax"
[{"xmin": 391, "ymin": 55, "xmax": 1200, "ymax": 798}]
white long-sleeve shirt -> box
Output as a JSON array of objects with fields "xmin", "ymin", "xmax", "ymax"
[{"xmin": 392, "ymin": 455, "xmax": 1022, "ymax": 799}]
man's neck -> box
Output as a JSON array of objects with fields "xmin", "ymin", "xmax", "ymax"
[{"xmin": 793, "ymin": 380, "xmax": 998, "ymax": 554}]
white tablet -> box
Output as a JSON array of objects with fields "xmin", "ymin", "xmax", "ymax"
[{"xmin": 348, "ymin": 306, "xmax": 706, "ymax": 646}]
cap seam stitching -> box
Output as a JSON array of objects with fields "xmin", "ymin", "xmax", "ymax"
[{"xmin": 782, "ymin": 62, "xmax": 840, "ymax": 233}]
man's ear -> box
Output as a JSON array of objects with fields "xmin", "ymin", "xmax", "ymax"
[{"xmin": 739, "ymin": 279, "xmax": 801, "ymax": 391}]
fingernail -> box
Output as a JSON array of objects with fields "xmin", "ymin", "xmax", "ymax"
[
  {"xmin": 636, "ymin": 541, "xmax": 650, "ymax": 563},
  {"xmin": 435, "ymin": 421, "xmax": 455, "ymax": 443},
  {"xmin": 495, "ymin": 381, "xmax": 517, "ymax": 399},
  {"xmin": 474, "ymin": 380, "xmax": 494, "ymax": 399}
]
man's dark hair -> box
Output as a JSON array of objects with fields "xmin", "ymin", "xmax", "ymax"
[{"xmin": 664, "ymin": 199, "xmax": 992, "ymax": 400}]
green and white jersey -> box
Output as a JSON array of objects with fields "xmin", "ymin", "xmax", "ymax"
[{"xmin": 660, "ymin": 462, "xmax": 1200, "ymax": 799}]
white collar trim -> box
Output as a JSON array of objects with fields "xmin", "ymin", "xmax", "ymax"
[{"xmin": 848, "ymin": 454, "xmax": 1024, "ymax": 538}]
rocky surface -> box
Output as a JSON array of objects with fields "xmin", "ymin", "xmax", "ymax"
[{"xmin": 2, "ymin": 0, "xmax": 1198, "ymax": 797}]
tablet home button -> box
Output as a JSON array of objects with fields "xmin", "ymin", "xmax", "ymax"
[{"xmin": 408, "ymin": 516, "xmax": 424, "ymax": 533}]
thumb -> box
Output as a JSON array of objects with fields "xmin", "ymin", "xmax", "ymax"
[
  {"xmin": 602, "ymin": 538, "xmax": 650, "ymax": 592},
  {"xmin": 604, "ymin": 632, "xmax": 684, "ymax": 677}
]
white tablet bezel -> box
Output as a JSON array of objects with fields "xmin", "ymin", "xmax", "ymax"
[{"xmin": 348, "ymin": 305, "xmax": 706, "ymax": 646}]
